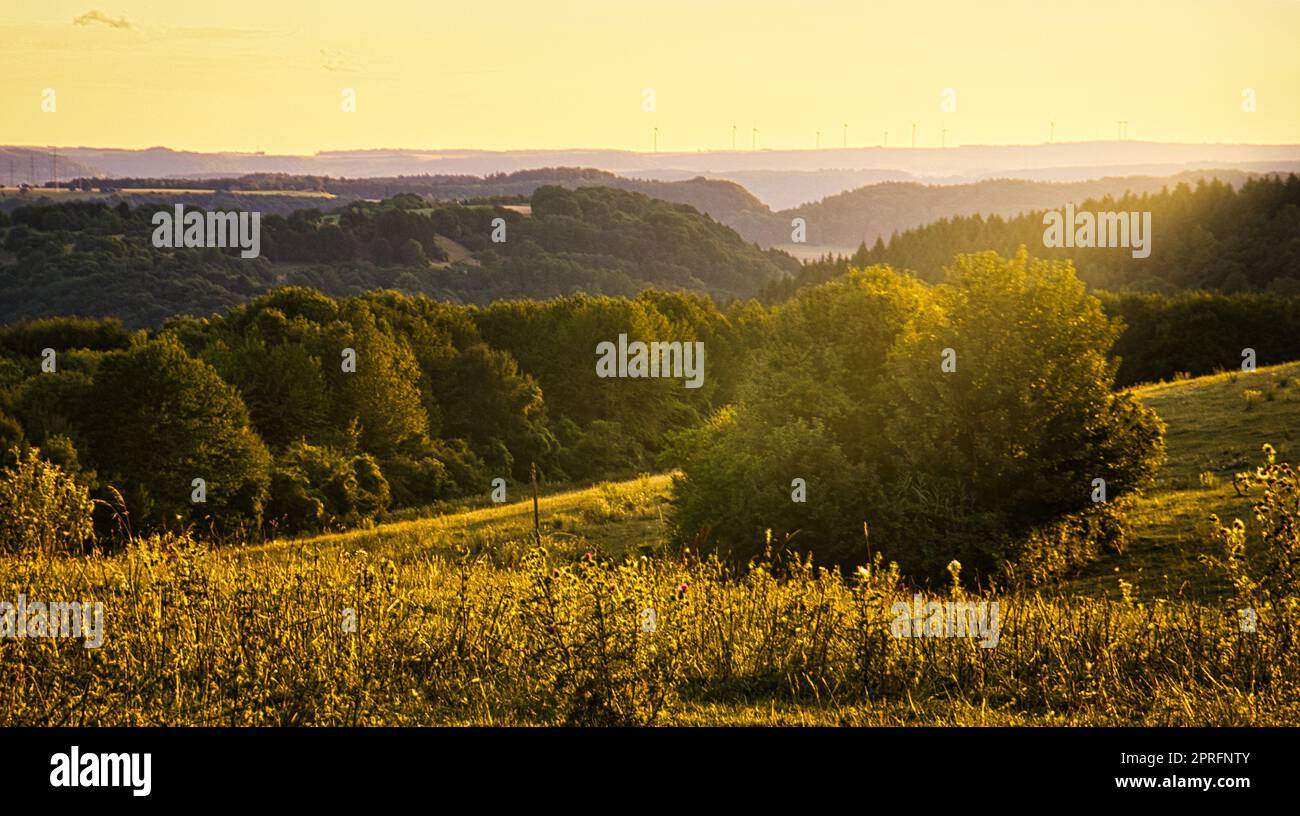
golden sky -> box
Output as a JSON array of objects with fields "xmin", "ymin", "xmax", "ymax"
[{"xmin": 2, "ymin": 0, "xmax": 1297, "ymax": 154}]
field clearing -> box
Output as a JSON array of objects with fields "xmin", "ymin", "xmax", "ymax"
[
  {"xmin": 0, "ymin": 187, "xmax": 336, "ymax": 199},
  {"xmin": 432, "ymin": 235, "xmax": 476, "ymax": 265}
]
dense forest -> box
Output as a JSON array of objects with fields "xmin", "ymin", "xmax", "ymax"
[
  {"xmin": 0, "ymin": 286, "xmax": 761, "ymax": 541},
  {"xmin": 753, "ymin": 169, "xmax": 1264, "ymax": 248},
  {"xmin": 4, "ymin": 188, "xmax": 1297, "ymax": 398},
  {"xmin": 837, "ymin": 175, "xmax": 1300, "ymax": 292},
  {"xmin": 0, "ymin": 188, "xmax": 796, "ymax": 327}
]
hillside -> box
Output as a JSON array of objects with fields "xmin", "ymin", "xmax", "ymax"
[
  {"xmin": 265, "ymin": 361, "xmax": 1300, "ymax": 604},
  {"xmin": 766, "ymin": 169, "xmax": 1266, "ymax": 248},
  {"xmin": 39, "ymin": 167, "xmax": 1276, "ymax": 254},
  {"xmin": 0, "ymin": 186, "xmax": 797, "ymax": 327},
  {"xmin": 27, "ymin": 141, "xmax": 1300, "ymax": 193},
  {"xmin": 1064, "ymin": 361, "xmax": 1300, "ymax": 600},
  {"xmin": 847, "ymin": 174, "xmax": 1300, "ymax": 291},
  {"xmin": 34, "ymin": 167, "xmax": 781, "ymax": 247}
]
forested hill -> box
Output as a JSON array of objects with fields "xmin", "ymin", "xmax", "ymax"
[
  {"xmin": 845, "ymin": 175, "xmax": 1300, "ymax": 292},
  {"xmin": 764, "ymin": 174, "xmax": 1300, "ymax": 299},
  {"xmin": 755, "ymin": 169, "xmax": 1270, "ymax": 248},
  {"xmin": 54, "ymin": 167, "xmax": 776, "ymax": 237},
  {"xmin": 0, "ymin": 185, "xmax": 797, "ymax": 328},
  {"xmin": 60, "ymin": 167, "xmax": 1268, "ymax": 251}
]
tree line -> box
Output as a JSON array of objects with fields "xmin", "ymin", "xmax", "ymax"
[{"xmin": 0, "ymin": 287, "xmax": 759, "ymax": 542}]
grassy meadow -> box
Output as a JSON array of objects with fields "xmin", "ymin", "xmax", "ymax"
[{"xmin": 3, "ymin": 364, "xmax": 1299, "ymax": 726}]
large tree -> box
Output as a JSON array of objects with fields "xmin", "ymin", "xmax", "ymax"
[
  {"xmin": 670, "ymin": 251, "xmax": 1165, "ymax": 580},
  {"xmin": 84, "ymin": 336, "xmax": 271, "ymax": 534}
]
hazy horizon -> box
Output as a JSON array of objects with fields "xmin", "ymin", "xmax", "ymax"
[{"xmin": 7, "ymin": 138, "xmax": 1300, "ymax": 155}]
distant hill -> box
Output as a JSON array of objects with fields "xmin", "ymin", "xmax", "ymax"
[
  {"xmin": 765, "ymin": 174, "xmax": 1300, "ymax": 298},
  {"xmin": 0, "ymin": 186, "xmax": 796, "ymax": 327},
  {"xmin": 623, "ymin": 168, "xmax": 916, "ymax": 210},
  {"xmin": 42, "ymin": 166, "xmax": 1285, "ymax": 254},
  {"xmin": 0, "ymin": 147, "xmax": 99, "ymax": 187},
  {"xmin": 14, "ymin": 140, "xmax": 1300, "ymax": 208},
  {"xmin": 760, "ymin": 169, "xmax": 1273, "ymax": 248}
]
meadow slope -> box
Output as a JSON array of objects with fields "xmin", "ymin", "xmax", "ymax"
[
  {"xmin": 3, "ymin": 363, "xmax": 1298, "ymax": 726},
  {"xmin": 272, "ymin": 360, "xmax": 1300, "ymax": 601}
]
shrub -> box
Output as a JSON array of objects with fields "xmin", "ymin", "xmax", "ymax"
[
  {"xmin": 669, "ymin": 409, "xmax": 868, "ymax": 565},
  {"xmin": 1007, "ymin": 499, "xmax": 1134, "ymax": 585},
  {"xmin": 267, "ymin": 441, "xmax": 391, "ymax": 534},
  {"xmin": 1210, "ymin": 444, "xmax": 1300, "ymax": 682},
  {"xmin": 0, "ymin": 447, "xmax": 94, "ymax": 555},
  {"xmin": 1215, "ymin": 444, "xmax": 1300, "ymax": 606}
]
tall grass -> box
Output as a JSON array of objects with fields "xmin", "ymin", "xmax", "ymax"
[{"xmin": 2, "ymin": 535, "xmax": 1295, "ymax": 726}]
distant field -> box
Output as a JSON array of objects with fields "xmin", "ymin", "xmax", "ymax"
[
  {"xmin": 0, "ymin": 187, "xmax": 107, "ymax": 198},
  {"xmin": 432, "ymin": 235, "xmax": 476, "ymax": 265},
  {"xmin": 0, "ymin": 187, "xmax": 336, "ymax": 199}
]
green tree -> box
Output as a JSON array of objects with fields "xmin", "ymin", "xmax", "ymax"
[
  {"xmin": 671, "ymin": 251, "xmax": 1165, "ymax": 581},
  {"xmin": 84, "ymin": 336, "xmax": 271, "ymax": 534}
]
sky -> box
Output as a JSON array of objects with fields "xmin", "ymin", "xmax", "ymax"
[{"xmin": 1, "ymin": 0, "xmax": 1297, "ymax": 154}]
